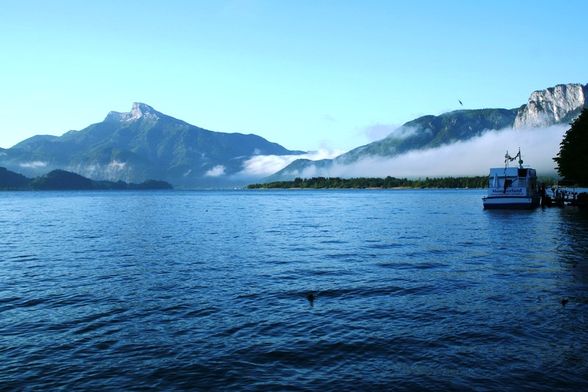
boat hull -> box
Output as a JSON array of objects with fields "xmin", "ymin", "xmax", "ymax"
[{"xmin": 482, "ymin": 196, "xmax": 540, "ymax": 210}]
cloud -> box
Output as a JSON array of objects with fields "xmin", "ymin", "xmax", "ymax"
[
  {"xmin": 388, "ymin": 126, "xmax": 424, "ymax": 141},
  {"xmin": 239, "ymin": 149, "xmax": 344, "ymax": 178},
  {"xmin": 108, "ymin": 160, "xmax": 126, "ymax": 171},
  {"xmin": 19, "ymin": 161, "xmax": 47, "ymax": 168},
  {"xmin": 282, "ymin": 125, "xmax": 567, "ymax": 178},
  {"xmin": 205, "ymin": 165, "xmax": 226, "ymax": 177}
]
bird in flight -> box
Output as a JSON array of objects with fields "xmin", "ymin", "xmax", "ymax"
[{"xmin": 458, "ymin": 99, "xmax": 463, "ymax": 106}]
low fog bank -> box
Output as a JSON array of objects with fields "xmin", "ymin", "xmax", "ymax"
[
  {"xmin": 237, "ymin": 149, "xmax": 344, "ymax": 178},
  {"xmin": 279, "ymin": 125, "xmax": 567, "ymax": 179}
]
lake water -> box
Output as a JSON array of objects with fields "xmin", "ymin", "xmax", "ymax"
[{"xmin": 1, "ymin": 189, "xmax": 588, "ymax": 390}]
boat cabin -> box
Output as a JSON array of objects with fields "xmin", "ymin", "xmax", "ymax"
[{"xmin": 487, "ymin": 167, "xmax": 538, "ymax": 197}]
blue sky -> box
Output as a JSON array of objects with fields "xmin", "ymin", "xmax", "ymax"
[{"xmin": 0, "ymin": 0, "xmax": 586, "ymax": 151}]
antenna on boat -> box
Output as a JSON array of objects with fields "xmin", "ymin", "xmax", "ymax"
[{"xmin": 504, "ymin": 148, "xmax": 523, "ymax": 168}]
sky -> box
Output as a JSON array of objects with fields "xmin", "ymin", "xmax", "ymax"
[{"xmin": 0, "ymin": 0, "xmax": 586, "ymax": 151}]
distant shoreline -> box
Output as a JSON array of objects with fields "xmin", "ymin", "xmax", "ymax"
[
  {"xmin": 247, "ymin": 176, "xmax": 490, "ymax": 190},
  {"xmin": 246, "ymin": 186, "xmax": 483, "ymax": 190},
  {"xmin": 247, "ymin": 176, "xmax": 562, "ymax": 190},
  {"xmin": 0, "ymin": 167, "xmax": 173, "ymax": 191}
]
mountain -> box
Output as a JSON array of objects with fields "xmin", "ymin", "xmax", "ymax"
[
  {"xmin": 272, "ymin": 83, "xmax": 587, "ymax": 180},
  {"xmin": 0, "ymin": 103, "xmax": 303, "ymax": 187},
  {"xmin": 338, "ymin": 108, "xmax": 518, "ymax": 164},
  {"xmin": 514, "ymin": 83, "xmax": 587, "ymax": 128},
  {"xmin": 0, "ymin": 167, "xmax": 30, "ymax": 189},
  {"xmin": 30, "ymin": 169, "xmax": 96, "ymax": 190},
  {"xmin": 0, "ymin": 167, "xmax": 173, "ymax": 190}
]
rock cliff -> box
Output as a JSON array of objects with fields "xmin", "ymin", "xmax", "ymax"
[{"xmin": 514, "ymin": 83, "xmax": 588, "ymax": 128}]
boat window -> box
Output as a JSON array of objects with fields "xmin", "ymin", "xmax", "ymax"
[{"xmin": 518, "ymin": 168, "xmax": 528, "ymax": 177}]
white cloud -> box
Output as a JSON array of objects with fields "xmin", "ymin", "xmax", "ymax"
[
  {"xmin": 205, "ymin": 165, "xmax": 226, "ymax": 177},
  {"xmin": 19, "ymin": 161, "xmax": 47, "ymax": 168},
  {"xmin": 108, "ymin": 160, "xmax": 126, "ymax": 171},
  {"xmin": 282, "ymin": 125, "xmax": 567, "ymax": 178},
  {"xmin": 239, "ymin": 149, "xmax": 344, "ymax": 178},
  {"xmin": 386, "ymin": 125, "xmax": 423, "ymax": 140}
]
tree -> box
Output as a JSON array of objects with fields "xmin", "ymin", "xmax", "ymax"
[{"xmin": 554, "ymin": 108, "xmax": 588, "ymax": 185}]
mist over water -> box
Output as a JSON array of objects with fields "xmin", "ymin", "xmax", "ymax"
[
  {"xmin": 330, "ymin": 125, "xmax": 566, "ymax": 178},
  {"xmin": 247, "ymin": 125, "xmax": 567, "ymax": 179},
  {"xmin": 238, "ymin": 149, "xmax": 343, "ymax": 178},
  {"xmin": 1, "ymin": 190, "xmax": 587, "ymax": 390}
]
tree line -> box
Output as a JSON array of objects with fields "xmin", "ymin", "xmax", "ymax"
[{"xmin": 248, "ymin": 176, "xmax": 491, "ymax": 189}]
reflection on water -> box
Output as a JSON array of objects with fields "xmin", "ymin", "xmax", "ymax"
[{"xmin": 556, "ymin": 208, "xmax": 588, "ymax": 285}]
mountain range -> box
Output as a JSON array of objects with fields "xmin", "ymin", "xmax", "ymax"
[
  {"xmin": 0, "ymin": 167, "xmax": 172, "ymax": 191},
  {"xmin": 0, "ymin": 103, "xmax": 302, "ymax": 187},
  {"xmin": 271, "ymin": 83, "xmax": 587, "ymax": 180},
  {"xmin": 1, "ymin": 83, "xmax": 585, "ymax": 187}
]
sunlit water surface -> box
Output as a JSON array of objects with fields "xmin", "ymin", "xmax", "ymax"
[{"xmin": 1, "ymin": 190, "xmax": 587, "ymax": 390}]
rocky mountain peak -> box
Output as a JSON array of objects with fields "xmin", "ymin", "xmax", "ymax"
[
  {"xmin": 514, "ymin": 83, "xmax": 587, "ymax": 128},
  {"xmin": 105, "ymin": 102, "xmax": 161, "ymax": 122}
]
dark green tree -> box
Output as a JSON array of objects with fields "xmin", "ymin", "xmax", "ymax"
[{"xmin": 554, "ymin": 108, "xmax": 588, "ymax": 185}]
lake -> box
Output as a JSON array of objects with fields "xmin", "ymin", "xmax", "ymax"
[{"xmin": 1, "ymin": 189, "xmax": 587, "ymax": 390}]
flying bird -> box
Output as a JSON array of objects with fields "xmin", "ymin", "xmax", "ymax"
[{"xmin": 458, "ymin": 99, "xmax": 463, "ymax": 106}]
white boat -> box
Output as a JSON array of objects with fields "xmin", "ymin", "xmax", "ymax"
[{"xmin": 482, "ymin": 149, "xmax": 540, "ymax": 209}]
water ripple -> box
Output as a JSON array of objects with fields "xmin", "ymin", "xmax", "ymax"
[{"xmin": 0, "ymin": 190, "xmax": 587, "ymax": 390}]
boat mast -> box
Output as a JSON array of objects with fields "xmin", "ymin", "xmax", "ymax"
[{"xmin": 504, "ymin": 148, "xmax": 523, "ymax": 169}]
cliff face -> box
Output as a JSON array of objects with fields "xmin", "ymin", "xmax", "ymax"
[{"xmin": 514, "ymin": 83, "xmax": 588, "ymax": 128}]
